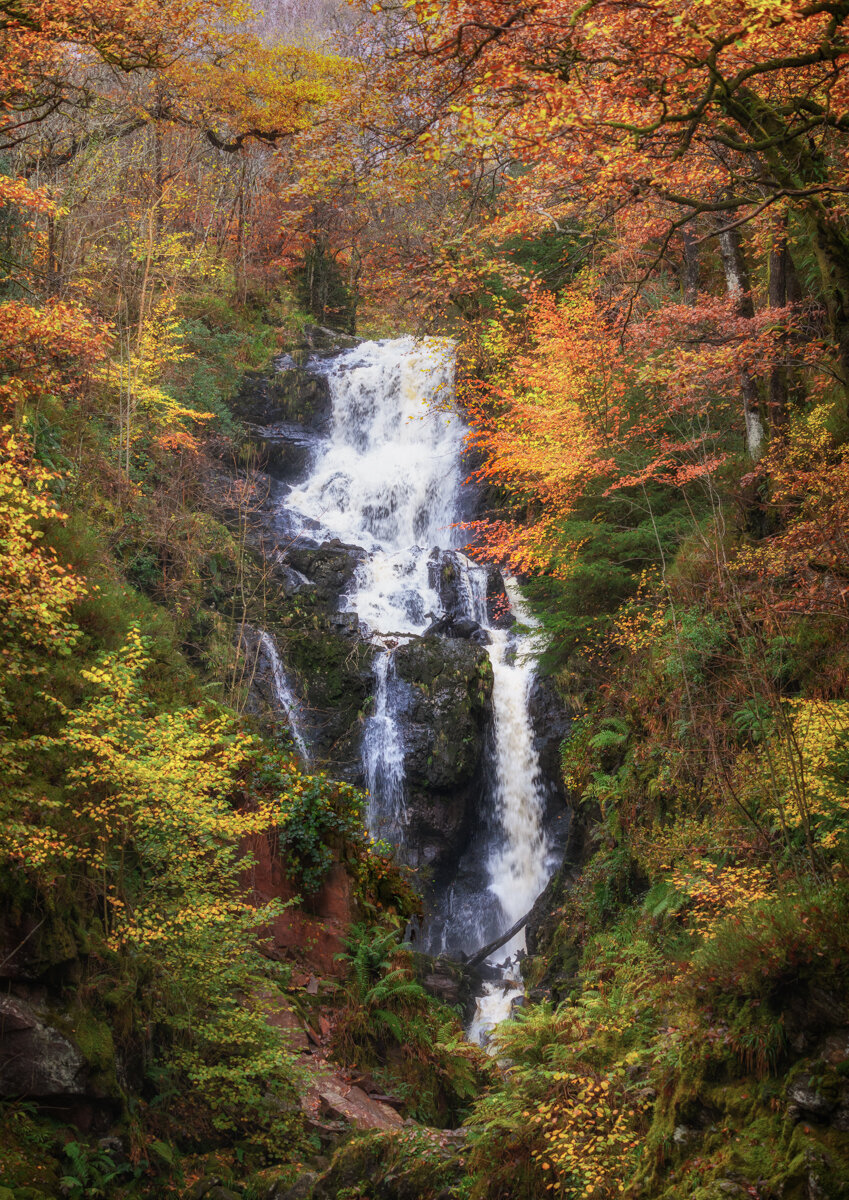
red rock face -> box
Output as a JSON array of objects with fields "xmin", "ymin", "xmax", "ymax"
[{"xmin": 240, "ymin": 831, "xmax": 355, "ymax": 976}]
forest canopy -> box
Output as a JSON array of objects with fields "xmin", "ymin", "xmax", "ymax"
[{"xmin": 2, "ymin": 0, "xmax": 849, "ymax": 1197}]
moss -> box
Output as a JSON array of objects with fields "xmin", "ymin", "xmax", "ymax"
[
  {"xmin": 0, "ymin": 1106, "xmax": 62, "ymax": 1194},
  {"xmin": 641, "ymin": 1073, "xmax": 849, "ymax": 1200},
  {"xmin": 50, "ymin": 1008, "xmax": 119, "ymax": 1098},
  {"xmin": 313, "ymin": 1129, "xmax": 465, "ymax": 1200}
]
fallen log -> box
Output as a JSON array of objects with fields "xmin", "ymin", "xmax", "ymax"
[{"xmin": 463, "ymin": 910, "xmax": 533, "ymax": 969}]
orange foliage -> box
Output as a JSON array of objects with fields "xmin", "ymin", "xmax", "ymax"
[
  {"xmin": 463, "ymin": 288, "xmax": 623, "ymax": 575},
  {"xmin": 0, "ymin": 300, "xmax": 108, "ymax": 418}
]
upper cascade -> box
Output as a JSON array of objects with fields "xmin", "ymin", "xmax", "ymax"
[{"xmin": 284, "ymin": 336, "xmax": 463, "ymax": 636}]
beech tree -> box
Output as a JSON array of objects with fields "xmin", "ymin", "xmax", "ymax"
[{"xmin": 400, "ymin": 0, "xmax": 849, "ymax": 396}]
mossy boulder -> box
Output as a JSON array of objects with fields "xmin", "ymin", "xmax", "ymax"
[
  {"xmin": 393, "ymin": 635, "xmax": 493, "ymax": 873},
  {"xmin": 311, "ymin": 1128, "xmax": 466, "ymax": 1200},
  {"xmin": 0, "ymin": 995, "xmax": 118, "ymax": 1110},
  {"xmin": 286, "ymin": 541, "xmax": 366, "ymax": 607},
  {"xmin": 233, "ymin": 364, "xmax": 333, "ymax": 432}
]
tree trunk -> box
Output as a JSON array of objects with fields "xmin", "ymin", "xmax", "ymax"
[
  {"xmin": 681, "ymin": 227, "xmax": 699, "ymax": 305},
  {"xmin": 717, "ymin": 226, "xmax": 765, "ymax": 459},
  {"xmin": 46, "ymin": 205, "xmax": 58, "ymax": 296},
  {"xmin": 768, "ymin": 230, "xmax": 788, "ymax": 430},
  {"xmin": 153, "ymin": 123, "xmax": 164, "ymax": 243},
  {"xmin": 811, "ymin": 213, "xmax": 849, "ymax": 404}
]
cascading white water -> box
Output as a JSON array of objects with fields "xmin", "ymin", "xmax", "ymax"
[
  {"xmin": 285, "ymin": 337, "xmax": 462, "ymax": 634},
  {"xmin": 446, "ymin": 560, "xmax": 551, "ymax": 1042},
  {"xmin": 278, "ymin": 336, "xmax": 553, "ymax": 1041},
  {"xmin": 362, "ymin": 651, "xmax": 407, "ymax": 844},
  {"xmin": 257, "ymin": 631, "xmax": 311, "ymax": 764},
  {"xmin": 487, "ymin": 585, "xmax": 550, "ymax": 926}
]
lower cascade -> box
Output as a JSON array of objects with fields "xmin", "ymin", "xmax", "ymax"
[{"xmin": 264, "ymin": 334, "xmax": 564, "ymax": 1040}]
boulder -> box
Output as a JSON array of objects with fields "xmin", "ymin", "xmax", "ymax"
[
  {"xmin": 286, "ymin": 540, "xmax": 366, "ymax": 607},
  {"xmin": 0, "ymin": 995, "xmax": 89, "ymax": 1099},
  {"xmin": 311, "ymin": 1129, "xmax": 466, "ymax": 1200},
  {"xmin": 317, "ymin": 1082, "xmax": 403, "ymax": 1132},
  {"xmin": 393, "ymin": 636, "xmax": 493, "ymax": 872},
  {"xmin": 422, "ymin": 614, "xmax": 490, "ymax": 644},
  {"xmin": 233, "ymin": 363, "xmax": 333, "ymax": 432},
  {"xmin": 257, "ymin": 988, "xmax": 311, "ymax": 1054},
  {"xmin": 787, "ymin": 1074, "xmax": 837, "ymax": 1118},
  {"xmin": 822, "ymin": 1028, "xmax": 849, "ymax": 1065},
  {"xmin": 188, "ymin": 1179, "xmax": 222, "ymax": 1200},
  {"xmin": 303, "ymin": 324, "xmax": 360, "ymax": 354},
  {"xmin": 427, "ymin": 549, "xmax": 511, "ymax": 630},
  {"xmin": 266, "ymin": 1171, "xmax": 318, "ymax": 1200}
]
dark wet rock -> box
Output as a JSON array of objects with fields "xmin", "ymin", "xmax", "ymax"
[
  {"xmin": 97, "ymin": 1136, "xmax": 126, "ymax": 1161},
  {"xmin": 428, "ymin": 550, "xmax": 474, "ymax": 624},
  {"xmin": 266, "ymin": 1172, "xmax": 318, "ymax": 1200},
  {"xmin": 833, "ymin": 1107, "xmax": 849, "ymax": 1132},
  {"xmin": 393, "ymin": 636, "xmax": 493, "ymax": 872},
  {"xmin": 787, "ymin": 1076, "xmax": 837, "ymax": 1118},
  {"xmin": 232, "ymin": 538, "xmax": 375, "ymax": 774},
  {"xmin": 427, "ymin": 549, "xmax": 511, "ymax": 631},
  {"xmin": 822, "ymin": 1028, "xmax": 849, "ymax": 1065},
  {"xmin": 274, "ymin": 626, "xmax": 373, "ymax": 776},
  {"xmin": 423, "ymin": 613, "xmax": 489, "ymax": 644},
  {"xmin": 188, "ymin": 1177, "xmax": 222, "ymax": 1199},
  {"xmin": 303, "ymin": 324, "xmax": 360, "ymax": 354},
  {"xmin": 784, "ymin": 986, "xmax": 849, "ymax": 1046},
  {"xmin": 276, "ymin": 564, "xmax": 316, "ymax": 598},
  {"xmin": 233, "ymin": 364, "xmax": 333, "ymax": 433},
  {"xmin": 247, "ymin": 422, "xmax": 324, "ymax": 484},
  {"xmin": 411, "ymin": 952, "xmax": 484, "ymax": 1024},
  {"xmin": 286, "ymin": 540, "xmax": 366, "ymax": 607},
  {"xmin": 485, "ymin": 566, "xmax": 514, "ymax": 628},
  {"xmin": 241, "ymin": 539, "xmax": 374, "ymax": 769},
  {"xmin": 520, "ymin": 814, "xmax": 590, "ymax": 1000},
  {"xmin": 528, "ymin": 674, "xmax": 572, "ymax": 812},
  {"xmin": 0, "ymin": 996, "xmax": 88, "ymax": 1099},
  {"xmin": 0, "ymin": 995, "xmax": 118, "ymax": 1116}
]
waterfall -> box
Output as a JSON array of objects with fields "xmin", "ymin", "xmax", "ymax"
[
  {"xmin": 257, "ymin": 631, "xmax": 311, "ymax": 765},
  {"xmin": 277, "ymin": 336, "xmax": 555, "ymax": 1040},
  {"xmin": 362, "ymin": 650, "xmax": 407, "ymax": 845},
  {"xmin": 487, "ymin": 584, "xmax": 550, "ymax": 928},
  {"xmin": 284, "ymin": 337, "xmax": 462, "ymax": 635}
]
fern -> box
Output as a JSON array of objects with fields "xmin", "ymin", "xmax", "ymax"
[{"xmin": 331, "ymin": 921, "xmax": 491, "ymax": 1126}]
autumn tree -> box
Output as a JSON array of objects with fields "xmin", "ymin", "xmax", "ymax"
[{"xmin": 380, "ymin": 0, "xmax": 849, "ymax": 406}]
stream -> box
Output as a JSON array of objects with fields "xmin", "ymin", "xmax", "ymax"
[{"xmin": 256, "ymin": 335, "xmax": 563, "ymax": 1042}]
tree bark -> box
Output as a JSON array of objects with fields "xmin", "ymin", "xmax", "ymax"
[
  {"xmin": 681, "ymin": 227, "xmax": 699, "ymax": 305},
  {"xmin": 768, "ymin": 230, "xmax": 788, "ymax": 430},
  {"xmin": 717, "ymin": 226, "xmax": 764, "ymax": 459},
  {"xmin": 811, "ymin": 213, "xmax": 849, "ymax": 402}
]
